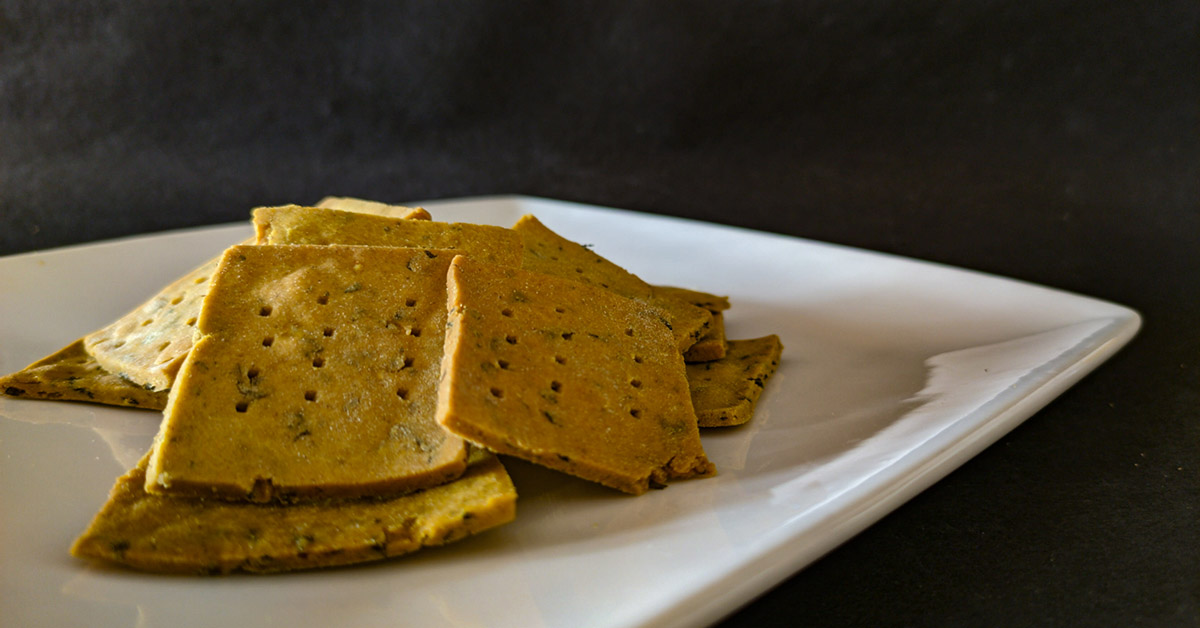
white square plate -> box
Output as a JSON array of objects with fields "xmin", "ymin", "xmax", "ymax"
[{"xmin": 0, "ymin": 196, "xmax": 1139, "ymax": 627}]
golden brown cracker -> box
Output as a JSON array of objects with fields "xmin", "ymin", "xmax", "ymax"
[
  {"xmin": 82, "ymin": 253, "xmax": 224, "ymax": 392},
  {"xmin": 72, "ymin": 448, "xmax": 516, "ymax": 574},
  {"xmin": 254, "ymin": 205, "xmax": 522, "ymax": 268},
  {"xmin": 437, "ymin": 255, "xmax": 715, "ymax": 495},
  {"xmin": 145, "ymin": 244, "xmax": 467, "ymax": 502},
  {"xmin": 0, "ymin": 339, "xmax": 168, "ymax": 409},
  {"xmin": 687, "ymin": 335, "xmax": 783, "ymax": 427},
  {"xmin": 653, "ymin": 285, "xmax": 731, "ymax": 312},
  {"xmin": 511, "ymin": 215, "xmax": 713, "ymax": 353},
  {"xmin": 683, "ymin": 311, "xmax": 727, "ymax": 362}
]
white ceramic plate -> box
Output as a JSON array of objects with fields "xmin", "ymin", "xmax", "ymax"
[{"xmin": 0, "ymin": 196, "xmax": 1139, "ymax": 627}]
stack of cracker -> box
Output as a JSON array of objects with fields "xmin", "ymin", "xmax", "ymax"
[{"xmin": 1, "ymin": 198, "xmax": 782, "ymax": 575}]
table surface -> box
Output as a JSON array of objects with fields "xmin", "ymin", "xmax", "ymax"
[{"xmin": 4, "ymin": 3, "xmax": 1197, "ymax": 627}]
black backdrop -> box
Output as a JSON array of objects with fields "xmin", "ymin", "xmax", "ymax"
[{"xmin": 4, "ymin": 2, "xmax": 1198, "ymax": 626}]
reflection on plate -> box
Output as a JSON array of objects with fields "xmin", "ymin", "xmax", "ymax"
[{"xmin": 0, "ymin": 196, "xmax": 1139, "ymax": 628}]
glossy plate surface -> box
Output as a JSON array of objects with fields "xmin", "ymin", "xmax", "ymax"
[{"xmin": 0, "ymin": 196, "xmax": 1139, "ymax": 627}]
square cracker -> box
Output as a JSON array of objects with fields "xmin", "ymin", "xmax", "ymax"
[
  {"xmin": 0, "ymin": 339, "xmax": 168, "ymax": 410},
  {"xmin": 72, "ymin": 448, "xmax": 516, "ymax": 574},
  {"xmin": 80, "ymin": 203, "xmax": 431, "ymax": 393},
  {"xmin": 145, "ymin": 244, "xmax": 467, "ymax": 502},
  {"xmin": 687, "ymin": 335, "xmax": 783, "ymax": 427},
  {"xmin": 437, "ymin": 254, "xmax": 715, "ymax": 495},
  {"xmin": 255, "ymin": 205, "xmax": 522, "ymax": 268},
  {"xmin": 511, "ymin": 215, "xmax": 713, "ymax": 353}
]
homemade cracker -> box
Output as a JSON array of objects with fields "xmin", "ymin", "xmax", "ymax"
[
  {"xmin": 72, "ymin": 448, "xmax": 516, "ymax": 574},
  {"xmin": 653, "ymin": 285, "xmax": 731, "ymax": 313},
  {"xmin": 0, "ymin": 339, "xmax": 168, "ymax": 409},
  {"xmin": 437, "ymin": 255, "xmax": 715, "ymax": 495},
  {"xmin": 687, "ymin": 335, "xmax": 783, "ymax": 427},
  {"xmin": 654, "ymin": 285, "xmax": 730, "ymax": 361},
  {"xmin": 82, "ymin": 254, "xmax": 225, "ymax": 392},
  {"xmin": 684, "ymin": 311, "xmax": 728, "ymax": 362},
  {"xmin": 511, "ymin": 215, "xmax": 713, "ymax": 353},
  {"xmin": 145, "ymin": 244, "xmax": 467, "ymax": 502},
  {"xmin": 255, "ymin": 205, "xmax": 522, "ymax": 268},
  {"xmin": 80, "ymin": 203, "xmax": 431, "ymax": 393}
]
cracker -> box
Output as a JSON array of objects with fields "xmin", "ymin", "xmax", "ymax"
[
  {"xmin": 653, "ymin": 285, "xmax": 731, "ymax": 313},
  {"xmin": 145, "ymin": 244, "xmax": 467, "ymax": 502},
  {"xmin": 687, "ymin": 335, "xmax": 783, "ymax": 427},
  {"xmin": 80, "ymin": 204, "xmax": 431, "ymax": 393},
  {"xmin": 0, "ymin": 339, "xmax": 168, "ymax": 409},
  {"xmin": 654, "ymin": 284, "xmax": 729, "ymax": 361},
  {"xmin": 82, "ymin": 254, "xmax": 224, "ymax": 392},
  {"xmin": 437, "ymin": 255, "xmax": 715, "ymax": 495},
  {"xmin": 684, "ymin": 311, "xmax": 728, "ymax": 363},
  {"xmin": 72, "ymin": 448, "xmax": 516, "ymax": 574},
  {"xmin": 255, "ymin": 205, "xmax": 522, "ymax": 268},
  {"xmin": 511, "ymin": 215, "xmax": 713, "ymax": 353},
  {"xmin": 316, "ymin": 196, "xmax": 433, "ymax": 220}
]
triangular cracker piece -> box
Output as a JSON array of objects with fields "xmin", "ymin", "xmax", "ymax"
[
  {"xmin": 80, "ymin": 204, "xmax": 431, "ymax": 393},
  {"xmin": 437, "ymin": 255, "xmax": 715, "ymax": 495},
  {"xmin": 254, "ymin": 205, "xmax": 522, "ymax": 268},
  {"xmin": 145, "ymin": 244, "xmax": 467, "ymax": 502},
  {"xmin": 72, "ymin": 448, "xmax": 516, "ymax": 574},
  {"xmin": 511, "ymin": 215, "xmax": 713, "ymax": 353},
  {"xmin": 0, "ymin": 339, "xmax": 168, "ymax": 409},
  {"xmin": 687, "ymin": 335, "xmax": 783, "ymax": 427}
]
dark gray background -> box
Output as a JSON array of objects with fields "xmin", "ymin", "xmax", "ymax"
[{"xmin": 3, "ymin": 2, "xmax": 1197, "ymax": 626}]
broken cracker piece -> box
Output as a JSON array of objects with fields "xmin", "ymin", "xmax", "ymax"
[
  {"xmin": 254, "ymin": 205, "xmax": 522, "ymax": 268},
  {"xmin": 145, "ymin": 244, "xmax": 467, "ymax": 502},
  {"xmin": 437, "ymin": 254, "xmax": 715, "ymax": 495},
  {"xmin": 511, "ymin": 215, "xmax": 713, "ymax": 353},
  {"xmin": 0, "ymin": 339, "xmax": 168, "ymax": 409},
  {"xmin": 655, "ymin": 285, "xmax": 729, "ymax": 361},
  {"xmin": 72, "ymin": 448, "xmax": 516, "ymax": 574},
  {"xmin": 687, "ymin": 335, "xmax": 783, "ymax": 427},
  {"xmin": 684, "ymin": 311, "xmax": 728, "ymax": 363},
  {"xmin": 653, "ymin": 285, "xmax": 731, "ymax": 313}
]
